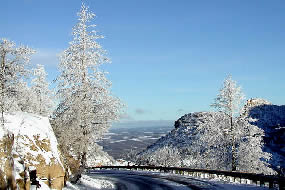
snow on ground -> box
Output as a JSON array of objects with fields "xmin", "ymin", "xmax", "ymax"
[
  {"xmin": 109, "ymin": 140, "xmax": 127, "ymax": 143},
  {"xmin": 63, "ymin": 175, "xmax": 115, "ymax": 190},
  {"xmin": 30, "ymin": 180, "xmax": 51, "ymax": 190}
]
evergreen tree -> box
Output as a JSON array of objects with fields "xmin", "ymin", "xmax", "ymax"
[
  {"xmin": 31, "ymin": 64, "xmax": 54, "ymax": 116},
  {"xmin": 211, "ymin": 75, "xmax": 245, "ymax": 171},
  {"xmin": 53, "ymin": 3, "xmax": 122, "ymax": 180}
]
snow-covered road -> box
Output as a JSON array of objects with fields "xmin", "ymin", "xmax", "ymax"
[
  {"xmin": 88, "ymin": 170, "xmax": 192, "ymax": 190},
  {"xmin": 86, "ymin": 170, "xmax": 268, "ymax": 190}
]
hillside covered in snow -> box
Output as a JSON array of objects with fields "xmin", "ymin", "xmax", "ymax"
[{"xmin": 138, "ymin": 99, "xmax": 285, "ymax": 175}]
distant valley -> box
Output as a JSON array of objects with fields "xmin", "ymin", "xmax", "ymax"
[{"xmin": 97, "ymin": 125, "xmax": 173, "ymax": 159}]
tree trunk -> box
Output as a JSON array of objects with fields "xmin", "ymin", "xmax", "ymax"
[
  {"xmin": 1, "ymin": 52, "xmax": 5, "ymax": 126},
  {"xmin": 70, "ymin": 151, "xmax": 87, "ymax": 184},
  {"xmin": 81, "ymin": 152, "xmax": 87, "ymax": 170},
  {"xmin": 230, "ymin": 116, "xmax": 237, "ymax": 171}
]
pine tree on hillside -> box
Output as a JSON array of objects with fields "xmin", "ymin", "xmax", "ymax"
[
  {"xmin": 53, "ymin": 3, "xmax": 122, "ymax": 181},
  {"xmin": 0, "ymin": 38, "xmax": 35, "ymax": 125},
  {"xmin": 31, "ymin": 64, "xmax": 54, "ymax": 117},
  {"xmin": 211, "ymin": 75, "xmax": 245, "ymax": 171}
]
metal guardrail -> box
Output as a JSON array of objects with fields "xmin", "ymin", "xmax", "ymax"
[{"xmin": 88, "ymin": 165, "xmax": 285, "ymax": 189}]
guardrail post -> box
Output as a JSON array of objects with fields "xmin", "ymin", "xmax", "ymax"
[
  {"xmin": 246, "ymin": 179, "xmax": 251, "ymax": 185},
  {"xmin": 279, "ymin": 179, "xmax": 285, "ymax": 190},
  {"xmin": 208, "ymin": 173, "xmax": 213, "ymax": 179},
  {"xmin": 205, "ymin": 173, "xmax": 209, "ymax": 178},
  {"xmin": 240, "ymin": 178, "xmax": 246, "ymax": 184},
  {"xmin": 211, "ymin": 174, "xmax": 217, "ymax": 179},
  {"xmin": 260, "ymin": 180, "xmax": 265, "ymax": 187},
  {"xmin": 229, "ymin": 176, "xmax": 234, "ymax": 183},
  {"xmin": 234, "ymin": 177, "xmax": 241, "ymax": 183},
  {"xmin": 264, "ymin": 181, "xmax": 269, "ymax": 188},
  {"xmin": 256, "ymin": 180, "xmax": 260, "ymax": 186},
  {"xmin": 197, "ymin": 172, "xmax": 200, "ymax": 178},
  {"xmin": 268, "ymin": 181, "xmax": 273, "ymax": 189},
  {"xmin": 224, "ymin": 175, "xmax": 230, "ymax": 182}
]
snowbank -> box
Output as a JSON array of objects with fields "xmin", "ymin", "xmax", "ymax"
[{"xmin": 63, "ymin": 175, "xmax": 115, "ymax": 190}]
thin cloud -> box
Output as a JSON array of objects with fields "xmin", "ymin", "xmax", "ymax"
[
  {"xmin": 119, "ymin": 113, "xmax": 133, "ymax": 121},
  {"xmin": 177, "ymin": 108, "xmax": 184, "ymax": 113},
  {"xmin": 30, "ymin": 49, "xmax": 62, "ymax": 67},
  {"xmin": 135, "ymin": 108, "xmax": 148, "ymax": 115}
]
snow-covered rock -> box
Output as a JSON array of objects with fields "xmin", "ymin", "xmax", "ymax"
[
  {"xmin": 139, "ymin": 112, "xmax": 233, "ymax": 170},
  {"xmin": 242, "ymin": 98, "xmax": 285, "ymax": 175},
  {"xmin": 139, "ymin": 99, "xmax": 284, "ymax": 175},
  {"xmin": 0, "ymin": 112, "xmax": 65, "ymax": 189}
]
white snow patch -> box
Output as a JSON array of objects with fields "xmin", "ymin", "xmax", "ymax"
[
  {"xmin": 110, "ymin": 140, "xmax": 126, "ymax": 143},
  {"xmin": 104, "ymin": 132, "xmax": 117, "ymax": 136},
  {"xmin": 31, "ymin": 180, "xmax": 50, "ymax": 190},
  {"xmin": 129, "ymin": 138, "xmax": 142, "ymax": 142},
  {"xmin": 63, "ymin": 175, "xmax": 115, "ymax": 190}
]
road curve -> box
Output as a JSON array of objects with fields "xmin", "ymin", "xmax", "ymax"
[{"xmin": 87, "ymin": 170, "xmax": 220, "ymax": 190}]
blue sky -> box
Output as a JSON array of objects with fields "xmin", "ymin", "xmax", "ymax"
[{"xmin": 0, "ymin": 0, "xmax": 284, "ymax": 126}]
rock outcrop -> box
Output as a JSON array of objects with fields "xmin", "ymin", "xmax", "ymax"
[
  {"xmin": 140, "ymin": 98, "xmax": 284, "ymax": 175},
  {"xmin": 242, "ymin": 98, "xmax": 285, "ymax": 175},
  {"xmin": 0, "ymin": 112, "xmax": 65, "ymax": 189}
]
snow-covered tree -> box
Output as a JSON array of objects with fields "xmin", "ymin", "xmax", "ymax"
[
  {"xmin": 31, "ymin": 64, "xmax": 54, "ymax": 117},
  {"xmin": 16, "ymin": 80, "xmax": 36, "ymax": 113},
  {"xmin": 53, "ymin": 3, "xmax": 122, "ymax": 180},
  {"xmin": 211, "ymin": 75, "xmax": 245, "ymax": 171},
  {"xmin": 137, "ymin": 146, "xmax": 181, "ymax": 167},
  {"xmin": 175, "ymin": 112, "xmax": 232, "ymax": 170},
  {"xmin": 0, "ymin": 38, "xmax": 35, "ymax": 125},
  {"xmin": 235, "ymin": 120, "xmax": 274, "ymax": 174},
  {"xmin": 123, "ymin": 149, "xmax": 140, "ymax": 163}
]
